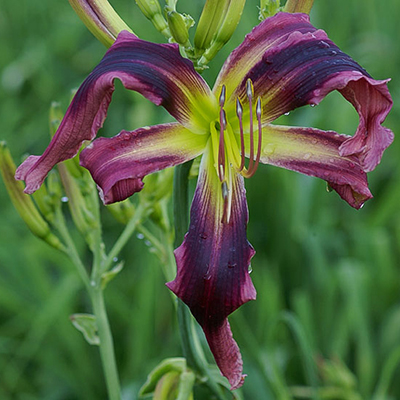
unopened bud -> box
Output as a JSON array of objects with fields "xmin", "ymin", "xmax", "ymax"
[
  {"xmin": 69, "ymin": 0, "xmax": 134, "ymax": 47},
  {"xmin": 0, "ymin": 143, "xmax": 64, "ymax": 251},
  {"xmin": 197, "ymin": 0, "xmax": 245, "ymax": 65},
  {"xmin": 194, "ymin": 0, "xmax": 228, "ymax": 52},
  {"xmin": 284, "ymin": 0, "xmax": 314, "ymax": 14},
  {"xmin": 58, "ymin": 163, "xmax": 98, "ymax": 246},
  {"xmin": 166, "ymin": 11, "xmax": 190, "ymax": 46},
  {"xmin": 106, "ymin": 199, "xmax": 136, "ymax": 225},
  {"xmin": 135, "ymin": 0, "xmax": 170, "ymax": 38},
  {"xmin": 139, "ymin": 358, "xmax": 195, "ymax": 400},
  {"xmin": 259, "ymin": 0, "xmax": 282, "ymax": 19}
]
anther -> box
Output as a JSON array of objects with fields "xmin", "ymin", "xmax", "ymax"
[
  {"xmin": 219, "ymin": 84, "xmax": 226, "ymax": 107},
  {"xmin": 246, "ymin": 79, "xmax": 253, "ymax": 100}
]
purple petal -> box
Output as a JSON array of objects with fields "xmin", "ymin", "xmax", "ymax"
[
  {"xmin": 15, "ymin": 31, "xmax": 214, "ymax": 194},
  {"xmin": 167, "ymin": 148, "xmax": 256, "ymax": 389},
  {"xmin": 256, "ymin": 124, "xmax": 372, "ymax": 209},
  {"xmin": 80, "ymin": 123, "xmax": 207, "ymax": 204},
  {"xmin": 214, "ymin": 12, "xmax": 393, "ymax": 172}
]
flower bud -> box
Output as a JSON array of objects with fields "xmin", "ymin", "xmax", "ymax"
[
  {"xmin": 139, "ymin": 358, "xmax": 195, "ymax": 400},
  {"xmin": 284, "ymin": 0, "xmax": 314, "ymax": 14},
  {"xmin": 135, "ymin": 0, "xmax": 170, "ymax": 38},
  {"xmin": 69, "ymin": 0, "xmax": 134, "ymax": 47},
  {"xmin": 194, "ymin": 0, "xmax": 227, "ymax": 52},
  {"xmin": 259, "ymin": 0, "xmax": 282, "ymax": 19},
  {"xmin": 58, "ymin": 163, "xmax": 99, "ymax": 246},
  {"xmin": 196, "ymin": 0, "xmax": 245, "ymax": 66},
  {"xmin": 166, "ymin": 11, "xmax": 190, "ymax": 46},
  {"xmin": 0, "ymin": 143, "xmax": 64, "ymax": 251},
  {"xmin": 106, "ymin": 199, "xmax": 136, "ymax": 225}
]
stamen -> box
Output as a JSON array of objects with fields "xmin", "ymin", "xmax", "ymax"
[
  {"xmin": 246, "ymin": 96, "xmax": 262, "ymax": 178},
  {"xmin": 218, "ymin": 85, "xmax": 226, "ymax": 182},
  {"xmin": 238, "ymin": 81, "xmax": 263, "ymax": 179},
  {"xmin": 246, "ymin": 79, "xmax": 255, "ymax": 174},
  {"xmin": 236, "ymin": 98, "xmax": 245, "ymax": 172}
]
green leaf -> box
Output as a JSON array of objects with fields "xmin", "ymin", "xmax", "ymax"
[{"xmin": 70, "ymin": 313, "xmax": 100, "ymax": 346}]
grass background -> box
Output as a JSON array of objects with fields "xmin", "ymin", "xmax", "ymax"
[{"xmin": 0, "ymin": 0, "xmax": 399, "ymax": 399}]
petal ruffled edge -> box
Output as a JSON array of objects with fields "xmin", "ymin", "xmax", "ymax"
[
  {"xmin": 80, "ymin": 122, "xmax": 208, "ymax": 204},
  {"xmin": 312, "ymin": 74, "xmax": 393, "ymax": 172},
  {"xmin": 247, "ymin": 124, "xmax": 372, "ymax": 209},
  {"xmin": 15, "ymin": 31, "xmax": 215, "ymax": 194},
  {"xmin": 214, "ymin": 12, "xmax": 393, "ymax": 173},
  {"xmin": 167, "ymin": 143, "xmax": 256, "ymax": 389}
]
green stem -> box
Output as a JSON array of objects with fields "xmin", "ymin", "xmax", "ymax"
[
  {"xmin": 173, "ymin": 162, "xmax": 228, "ymax": 400},
  {"xmin": 54, "ymin": 208, "xmax": 91, "ymax": 291},
  {"xmin": 103, "ymin": 201, "xmax": 149, "ymax": 273},
  {"xmin": 90, "ymin": 286, "xmax": 121, "ymax": 400},
  {"xmin": 55, "ymin": 204, "xmax": 121, "ymax": 399}
]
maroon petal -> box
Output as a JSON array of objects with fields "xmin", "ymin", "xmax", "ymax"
[
  {"xmin": 167, "ymin": 148, "xmax": 256, "ymax": 389},
  {"xmin": 15, "ymin": 30, "xmax": 214, "ymax": 194},
  {"xmin": 255, "ymin": 124, "xmax": 372, "ymax": 209},
  {"xmin": 214, "ymin": 12, "xmax": 393, "ymax": 172},
  {"xmin": 80, "ymin": 123, "xmax": 208, "ymax": 204}
]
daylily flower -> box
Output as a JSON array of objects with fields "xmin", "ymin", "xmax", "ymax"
[{"xmin": 15, "ymin": 12, "xmax": 393, "ymax": 389}]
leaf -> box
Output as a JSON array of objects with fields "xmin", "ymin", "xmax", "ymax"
[{"xmin": 70, "ymin": 313, "xmax": 100, "ymax": 346}]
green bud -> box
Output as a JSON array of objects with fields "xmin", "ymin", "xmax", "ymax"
[
  {"xmin": 135, "ymin": 0, "xmax": 170, "ymax": 38},
  {"xmin": 167, "ymin": 11, "xmax": 190, "ymax": 46},
  {"xmin": 70, "ymin": 313, "xmax": 100, "ymax": 345},
  {"xmin": 197, "ymin": 0, "xmax": 245, "ymax": 66},
  {"xmin": 139, "ymin": 358, "xmax": 188, "ymax": 396},
  {"xmin": 194, "ymin": 0, "xmax": 228, "ymax": 52},
  {"xmin": 154, "ymin": 371, "xmax": 180, "ymax": 399},
  {"xmin": 284, "ymin": 0, "xmax": 314, "ymax": 14},
  {"xmin": 32, "ymin": 183, "xmax": 56, "ymax": 223},
  {"xmin": 58, "ymin": 163, "xmax": 99, "ymax": 246},
  {"xmin": 106, "ymin": 198, "xmax": 136, "ymax": 225},
  {"xmin": 0, "ymin": 143, "xmax": 65, "ymax": 251},
  {"xmin": 69, "ymin": 0, "xmax": 134, "ymax": 48},
  {"xmin": 259, "ymin": 0, "xmax": 282, "ymax": 19},
  {"xmin": 141, "ymin": 169, "xmax": 173, "ymax": 204}
]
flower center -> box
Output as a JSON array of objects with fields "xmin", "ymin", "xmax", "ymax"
[{"xmin": 212, "ymin": 79, "xmax": 262, "ymax": 223}]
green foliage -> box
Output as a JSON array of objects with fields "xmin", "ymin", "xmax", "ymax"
[{"xmin": 0, "ymin": 0, "xmax": 399, "ymax": 399}]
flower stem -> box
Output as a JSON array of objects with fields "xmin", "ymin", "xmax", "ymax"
[
  {"xmin": 103, "ymin": 201, "xmax": 149, "ymax": 273},
  {"xmin": 90, "ymin": 286, "xmax": 121, "ymax": 400}
]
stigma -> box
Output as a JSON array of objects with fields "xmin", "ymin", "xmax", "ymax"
[{"xmin": 217, "ymin": 79, "xmax": 262, "ymax": 223}]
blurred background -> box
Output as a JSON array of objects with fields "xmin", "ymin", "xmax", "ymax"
[{"xmin": 0, "ymin": 0, "xmax": 399, "ymax": 399}]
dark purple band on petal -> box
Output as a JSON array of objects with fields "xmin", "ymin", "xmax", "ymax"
[
  {"xmin": 80, "ymin": 123, "xmax": 207, "ymax": 204},
  {"xmin": 257, "ymin": 125, "xmax": 372, "ymax": 209},
  {"xmin": 216, "ymin": 12, "xmax": 393, "ymax": 173},
  {"xmin": 15, "ymin": 31, "xmax": 213, "ymax": 194},
  {"xmin": 167, "ymin": 148, "xmax": 256, "ymax": 389}
]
